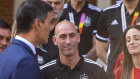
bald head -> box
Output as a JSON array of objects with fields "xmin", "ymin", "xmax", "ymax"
[
  {"xmin": 55, "ymin": 21, "xmax": 77, "ymax": 36},
  {"xmin": 53, "ymin": 21, "xmax": 80, "ymax": 57}
]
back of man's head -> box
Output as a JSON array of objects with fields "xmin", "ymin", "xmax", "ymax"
[
  {"xmin": 0, "ymin": 19, "xmax": 11, "ymax": 31},
  {"xmin": 16, "ymin": 0, "xmax": 53, "ymax": 34}
]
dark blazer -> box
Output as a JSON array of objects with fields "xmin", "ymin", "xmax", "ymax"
[{"xmin": 0, "ymin": 38, "xmax": 42, "ymax": 79}]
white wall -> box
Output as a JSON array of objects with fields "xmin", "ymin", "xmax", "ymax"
[{"xmin": 13, "ymin": 0, "xmax": 24, "ymax": 21}]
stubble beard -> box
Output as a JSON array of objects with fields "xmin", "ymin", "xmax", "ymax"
[{"xmin": 54, "ymin": 10, "xmax": 63, "ymax": 20}]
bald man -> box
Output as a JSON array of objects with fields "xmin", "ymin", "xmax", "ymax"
[{"xmin": 40, "ymin": 21, "xmax": 107, "ymax": 79}]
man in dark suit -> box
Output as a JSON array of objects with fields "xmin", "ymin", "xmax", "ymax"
[{"xmin": 0, "ymin": 0, "xmax": 54, "ymax": 79}]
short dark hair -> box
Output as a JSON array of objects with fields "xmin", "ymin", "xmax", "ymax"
[
  {"xmin": 16, "ymin": 0, "xmax": 53, "ymax": 34},
  {"xmin": 0, "ymin": 19, "xmax": 11, "ymax": 31}
]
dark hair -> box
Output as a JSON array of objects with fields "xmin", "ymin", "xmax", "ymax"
[
  {"xmin": 0, "ymin": 19, "xmax": 11, "ymax": 31},
  {"xmin": 121, "ymin": 25, "xmax": 140, "ymax": 79},
  {"xmin": 134, "ymin": 16, "xmax": 140, "ymax": 25},
  {"xmin": 16, "ymin": 0, "xmax": 53, "ymax": 34}
]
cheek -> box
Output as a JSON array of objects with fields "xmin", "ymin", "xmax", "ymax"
[
  {"xmin": 44, "ymin": 26, "xmax": 50, "ymax": 33},
  {"xmin": 138, "ymin": 43, "xmax": 140, "ymax": 49},
  {"xmin": 7, "ymin": 42, "xmax": 10, "ymax": 45},
  {"xmin": 57, "ymin": 40, "xmax": 64, "ymax": 46},
  {"xmin": 126, "ymin": 42, "xmax": 129, "ymax": 48},
  {"xmin": 57, "ymin": 7, "xmax": 62, "ymax": 11},
  {"xmin": 45, "ymin": 23, "xmax": 50, "ymax": 29}
]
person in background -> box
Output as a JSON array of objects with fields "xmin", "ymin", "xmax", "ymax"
[
  {"xmin": 115, "ymin": 25, "xmax": 140, "ymax": 79},
  {"xmin": 0, "ymin": 0, "xmax": 54, "ymax": 79},
  {"xmin": 0, "ymin": 19, "xmax": 11, "ymax": 53},
  {"xmin": 114, "ymin": 15, "xmax": 140, "ymax": 78},
  {"xmin": 96, "ymin": 0, "xmax": 140, "ymax": 78},
  {"xmin": 11, "ymin": 21, "xmax": 50, "ymax": 66},
  {"xmin": 10, "ymin": 0, "xmax": 63, "ymax": 66},
  {"xmin": 41, "ymin": 0, "xmax": 64, "ymax": 63},
  {"xmin": 61, "ymin": 0, "xmax": 101, "ymax": 60},
  {"xmin": 40, "ymin": 21, "xmax": 106, "ymax": 79}
]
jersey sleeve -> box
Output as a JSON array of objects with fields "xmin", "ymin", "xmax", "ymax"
[
  {"xmin": 92, "ymin": 10, "xmax": 101, "ymax": 35},
  {"xmin": 96, "ymin": 11, "xmax": 109, "ymax": 42}
]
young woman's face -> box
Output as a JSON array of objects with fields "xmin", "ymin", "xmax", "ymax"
[{"xmin": 126, "ymin": 28, "xmax": 140, "ymax": 55}]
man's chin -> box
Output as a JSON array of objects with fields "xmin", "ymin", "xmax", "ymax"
[
  {"xmin": 44, "ymin": 40, "xmax": 48, "ymax": 44},
  {"xmin": 64, "ymin": 51, "xmax": 75, "ymax": 57},
  {"xmin": 65, "ymin": 54, "xmax": 73, "ymax": 57},
  {"xmin": 54, "ymin": 15, "xmax": 60, "ymax": 20},
  {"xmin": 40, "ymin": 39, "xmax": 48, "ymax": 45},
  {"xmin": 76, "ymin": 0, "xmax": 83, "ymax": 3},
  {"xmin": 0, "ymin": 49, "xmax": 3, "ymax": 53}
]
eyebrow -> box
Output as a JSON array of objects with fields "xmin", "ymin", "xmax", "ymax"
[{"xmin": 126, "ymin": 34, "xmax": 140, "ymax": 37}]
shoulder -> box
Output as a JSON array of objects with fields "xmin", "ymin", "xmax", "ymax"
[
  {"xmin": 87, "ymin": 3, "xmax": 102, "ymax": 12},
  {"xmin": 103, "ymin": 3, "xmax": 121, "ymax": 12},
  {"xmin": 40, "ymin": 59, "xmax": 57, "ymax": 70},
  {"xmin": 84, "ymin": 58, "xmax": 102, "ymax": 68},
  {"xmin": 13, "ymin": 56, "xmax": 41, "ymax": 79},
  {"xmin": 1, "ymin": 44, "xmax": 36, "ymax": 66},
  {"xmin": 64, "ymin": 3, "xmax": 68, "ymax": 9},
  {"xmin": 2, "ymin": 44, "xmax": 29, "ymax": 58},
  {"xmin": 83, "ymin": 58, "xmax": 107, "ymax": 78},
  {"xmin": 63, "ymin": 3, "xmax": 70, "ymax": 15},
  {"xmin": 99, "ymin": 4, "xmax": 121, "ymax": 19},
  {"xmin": 0, "ymin": 56, "xmax": 41, "ymax": 79},
  {"xmin": 16, "ymin": 56, "xmax": 38, "ymax": 68}
]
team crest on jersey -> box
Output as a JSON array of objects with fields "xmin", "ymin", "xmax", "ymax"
[
  {"xmin": 37, "ymin": 55, "xmax": 44, "ymax": 64},
  {"xmin": 84, "ymin": 16, "xmax": 91, "ymax": 27},
  {"xmin": 80, "ymin": 74, "xmax": 88, "ymax": 79}
]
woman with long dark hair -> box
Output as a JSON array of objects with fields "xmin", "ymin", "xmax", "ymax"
[{"xmin": 115, "ymin": 25, "xmax": 140, "ymax": 79}]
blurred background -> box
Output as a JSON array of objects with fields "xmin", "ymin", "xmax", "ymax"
[{"xmin": 0, "ymin": 0, "xmax": 119, "ymax": 26}]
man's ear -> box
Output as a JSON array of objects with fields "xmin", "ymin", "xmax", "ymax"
[
  {"xmin": 33, "ymin": 18, "xmax": 41, "ymax": 31},
  {"xmin": 52, "ymin": 36, "xmax": 58, "ymax": 46}
]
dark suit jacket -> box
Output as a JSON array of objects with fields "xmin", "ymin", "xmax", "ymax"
[{"xmin": 0, "ymin": 38, "xmax": 42, "ymax": 79}]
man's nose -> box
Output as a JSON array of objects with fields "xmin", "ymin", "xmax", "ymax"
[
  {"xmin": 1, "ymin": 39, "xmax": 7, "ymax": 45},
  {"xmin": 65, "ymin": 37, "xmax": 71, "ymax": 44},
  {"xmin": 51, "ymin": 4, "xmax": 56, "ymax": 9}
]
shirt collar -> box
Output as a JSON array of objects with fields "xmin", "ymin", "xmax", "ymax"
[
  {"xmin": 15, "ymin": 35, "xmax": 36, "ymax": 55},
  {"xmin": 57, "ymin": 55, "xmax": 84, "ymax": 70}
]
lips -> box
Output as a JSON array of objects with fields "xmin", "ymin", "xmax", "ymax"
[
  {"xmin": 52, "ymin": 11, "xmax": 57, "ymax": 15},
  {"xmin": 63, "ymin": 45, "xmax": 73, "ymax": 50},
  {"xmin": 65, "ymin": 48, "xmax": 72, "ymax": 51},
  {"xmin": 129, "ymin": 46, "xmax": 137, "ymax": 50}
]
